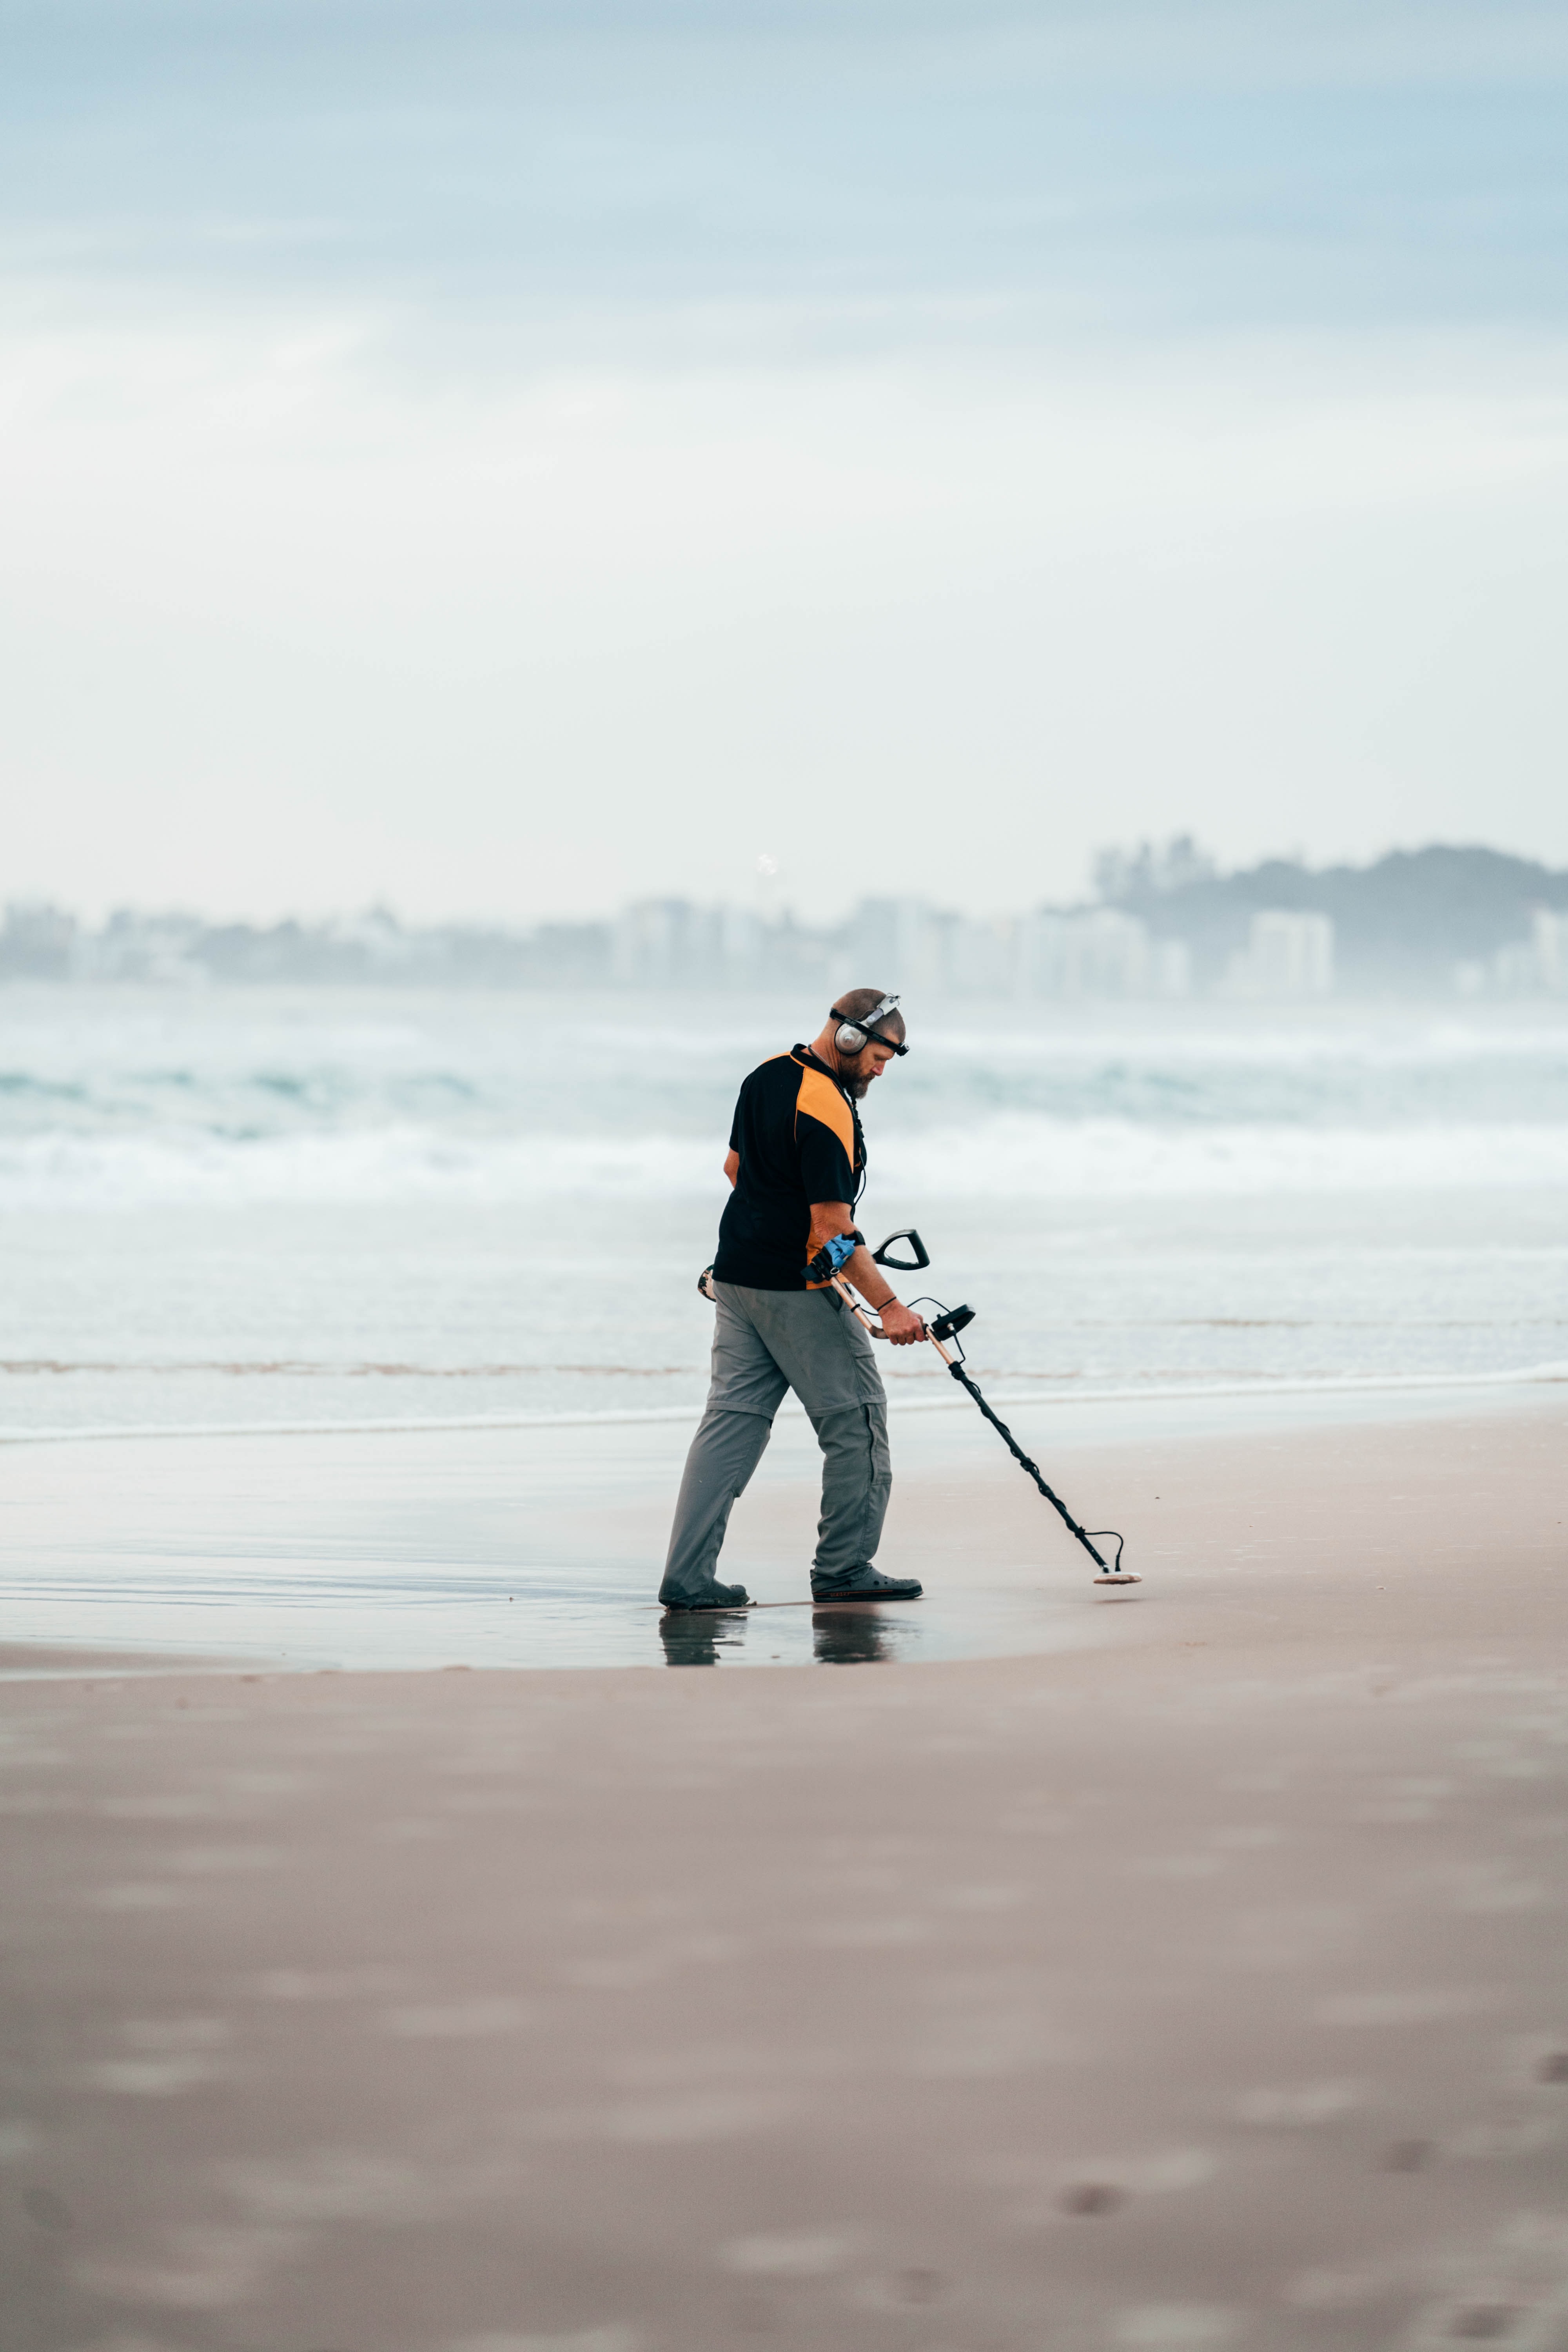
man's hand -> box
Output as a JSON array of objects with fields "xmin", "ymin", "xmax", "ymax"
[{"xmin": 807, "ymin": 1202, "xmax": 926, "ymax": 1344}]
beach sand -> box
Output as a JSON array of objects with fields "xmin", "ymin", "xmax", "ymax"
[{"xmin": 2, "ymin": 1396, "xmax": 1566, "ymax": 2349}]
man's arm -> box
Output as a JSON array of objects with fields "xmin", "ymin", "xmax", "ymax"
[
  {"xmin": 806, "ymin": 1201, "xmax": 926, "ymax": 1345},
  {"xmin": 724, "ymin": 1150, "xmax": 739, "ymax": 1188}
]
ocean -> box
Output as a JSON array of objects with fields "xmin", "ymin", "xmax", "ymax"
[{"xmin": 4, "ymin": 984, "xmax": 1566, "ymax": 1445}]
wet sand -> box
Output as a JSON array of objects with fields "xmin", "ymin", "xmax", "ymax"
[
  {"xmin": 2, "ymin": 1377, "xmax": 1556, "ymax": 1673},
  {"xmin": 2, "ymin": 1397, "xmax": 1566, "ymax": 2349}
]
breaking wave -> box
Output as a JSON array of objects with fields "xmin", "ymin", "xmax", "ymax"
[{"xmin": 4, "ymin": 1114, "xmax": 1568, "ymax": 1207}]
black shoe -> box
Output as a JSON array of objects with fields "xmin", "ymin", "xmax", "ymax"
[
  {"xmin": 810, "ymin": 1565, "xmax": 923, "ymax": 1604},
  {"xmin": 659, "ymin": 1578, "xmax": 752, "ymax": 1613}
]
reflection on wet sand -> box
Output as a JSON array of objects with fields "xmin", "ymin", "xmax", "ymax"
[
  {"xmin": 658, "ymin": 1605, "xmax": 907, "ymax": 1667},
  {"xmin": 657, "ymin": 1612, "xmax": 750, "ymax": 1667},
  {"xmin": 812, "ymin": 1607, "xmax": 898, "ymax": 1665}
]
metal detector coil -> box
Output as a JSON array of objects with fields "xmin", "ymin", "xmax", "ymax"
[{"xmin": 856, "ymin": 1234, "xmax": 1139, "ymax": 1589}]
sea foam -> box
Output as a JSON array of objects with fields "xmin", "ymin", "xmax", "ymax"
[{"xmin": 5, "ymin": 1115, "xmax": 1568, "ymax": 1209}]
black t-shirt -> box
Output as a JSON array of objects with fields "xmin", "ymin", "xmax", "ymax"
[{"xmin": 713, "ymin": 1046, "xmax": 866, "ymax": 1291}]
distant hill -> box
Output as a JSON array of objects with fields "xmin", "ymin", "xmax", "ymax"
[{"xmin": 1102, "ymin": 844, "xmax": 1568, "ymax": 989}]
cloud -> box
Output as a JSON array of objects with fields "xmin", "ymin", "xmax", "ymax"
[
  {"xmin": 4, "ymin": 0, "xmax": 1566, "ymax": 341},
  {"xmin": 2, "ymin": 0, "xmax": 1565, "ymax": 915}
]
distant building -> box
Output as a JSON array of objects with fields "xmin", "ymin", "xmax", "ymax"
[
  {"xmin": 1486, "ymin": 908, "xmax": 1568, "ymax": 996},
  {"xmin": 1225, "ymin": 910, "xmax": 1334, "ymax": 999},
  {"xmin": 1535, "ymin": 909, "xmax": 1568, "ymax": 992},
  {"xmin": 848, "ymin": 898, "xmax": 954, "ymax": 993},
  {"xmin": 719, "ymin": 904, "xmax": 764, "ymax": 985},
  {"xmin": 1151, "ymin": 938, "xmax": 1192, "ymax": 998},
  {"xmin": 1018, "ymin": 908, "xmax": 1157, "ymax": 999},
  {"xmin": 947, "ymin": 915, "xmax": 1015, "ymax": 995},
  {"xmin": 611, "ymin": 899, "xmax": 723, "ymax": 989},
  {"xmin": 79, "ymin": 909, "xmax": 206, "ymax": 986},
  {"xmin": 0, "ymin": 902, "xmax": 79, "ymax": 980}
]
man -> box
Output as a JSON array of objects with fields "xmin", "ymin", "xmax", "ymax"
[{"xmin": 659, "ymin": 989, "xmax": 928, "ymax": 1613}]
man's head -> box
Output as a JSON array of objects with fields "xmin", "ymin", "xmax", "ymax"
[{"xmin": 815, "ymin": 987, "xmax": 908, "ymax": 1099}]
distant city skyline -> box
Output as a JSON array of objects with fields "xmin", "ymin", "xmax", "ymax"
[{"xmin": 7, "ymin": 843, "xmax": 1566, "ymax": 999}]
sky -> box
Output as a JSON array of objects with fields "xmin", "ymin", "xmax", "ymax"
[{"xmin": 2, "ymin": 0, "xmax": 1567, "ymax": 923}]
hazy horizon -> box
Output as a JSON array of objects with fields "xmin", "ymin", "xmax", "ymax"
[{"xmin": 6, "ymin": 833, "xmax": 1564, "ymax": 936}]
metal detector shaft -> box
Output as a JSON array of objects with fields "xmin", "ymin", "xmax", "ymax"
[
  {"xmin": 938, "ymin": 1359, "xmax": 1108, "ymax": 1572},
  {"xmin": 829, "ymin": 1274, "xmax": 1106, "ymax": 1569},
  {"xmin": 829, "ymin": 1250, "xmax": 1132, "ymax": 1583}
]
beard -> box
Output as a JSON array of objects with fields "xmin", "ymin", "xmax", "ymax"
[{"xmin": 842, "ymin": 1058, "xmax": 874, "ymax": 1100}]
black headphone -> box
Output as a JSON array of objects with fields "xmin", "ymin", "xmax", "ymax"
[{"xmin": 831, "ymin": 993, "xmax": 908, "ymax": 1057}]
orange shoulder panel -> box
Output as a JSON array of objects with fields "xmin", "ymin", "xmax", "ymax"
[{"xmin": 794, "ymin": 1063, "xmax": 855, "ymax": 1166}]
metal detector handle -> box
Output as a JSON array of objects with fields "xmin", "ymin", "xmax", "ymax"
[
  {"xmin": 921, "ymin": 1304, "xmax": 974, "ymax": 1367},
  {"xmin": 826, "ymin": 1273, "xmax": 930, "ymax": 1343},
  {"xmin": 871, "ymin": 1229, "xmax": 929, "ymax": 1274}
]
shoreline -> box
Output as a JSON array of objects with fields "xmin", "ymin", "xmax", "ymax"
[{"xmin": 3, "ymin": 1353, "xmax": 1565, "ymax": 1450}]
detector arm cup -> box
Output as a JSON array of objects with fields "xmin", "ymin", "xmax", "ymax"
[
  {"xmin": 870, "ymin": 1229, "xmax": 930, "ymax": 1273},
  {"xmin": 804, "ymin": 1227, "xmax": 865, "ymax": 1285}
]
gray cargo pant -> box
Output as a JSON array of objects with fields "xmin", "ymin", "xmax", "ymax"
[{"xmin": 660, "ymin": 1281, "xmax": 892, "ymax": 1604}]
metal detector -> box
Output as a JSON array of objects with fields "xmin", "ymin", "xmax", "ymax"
[{"xmin": 830, "ymin": 1229, "xmax": 1140, "ymax": 1588}]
